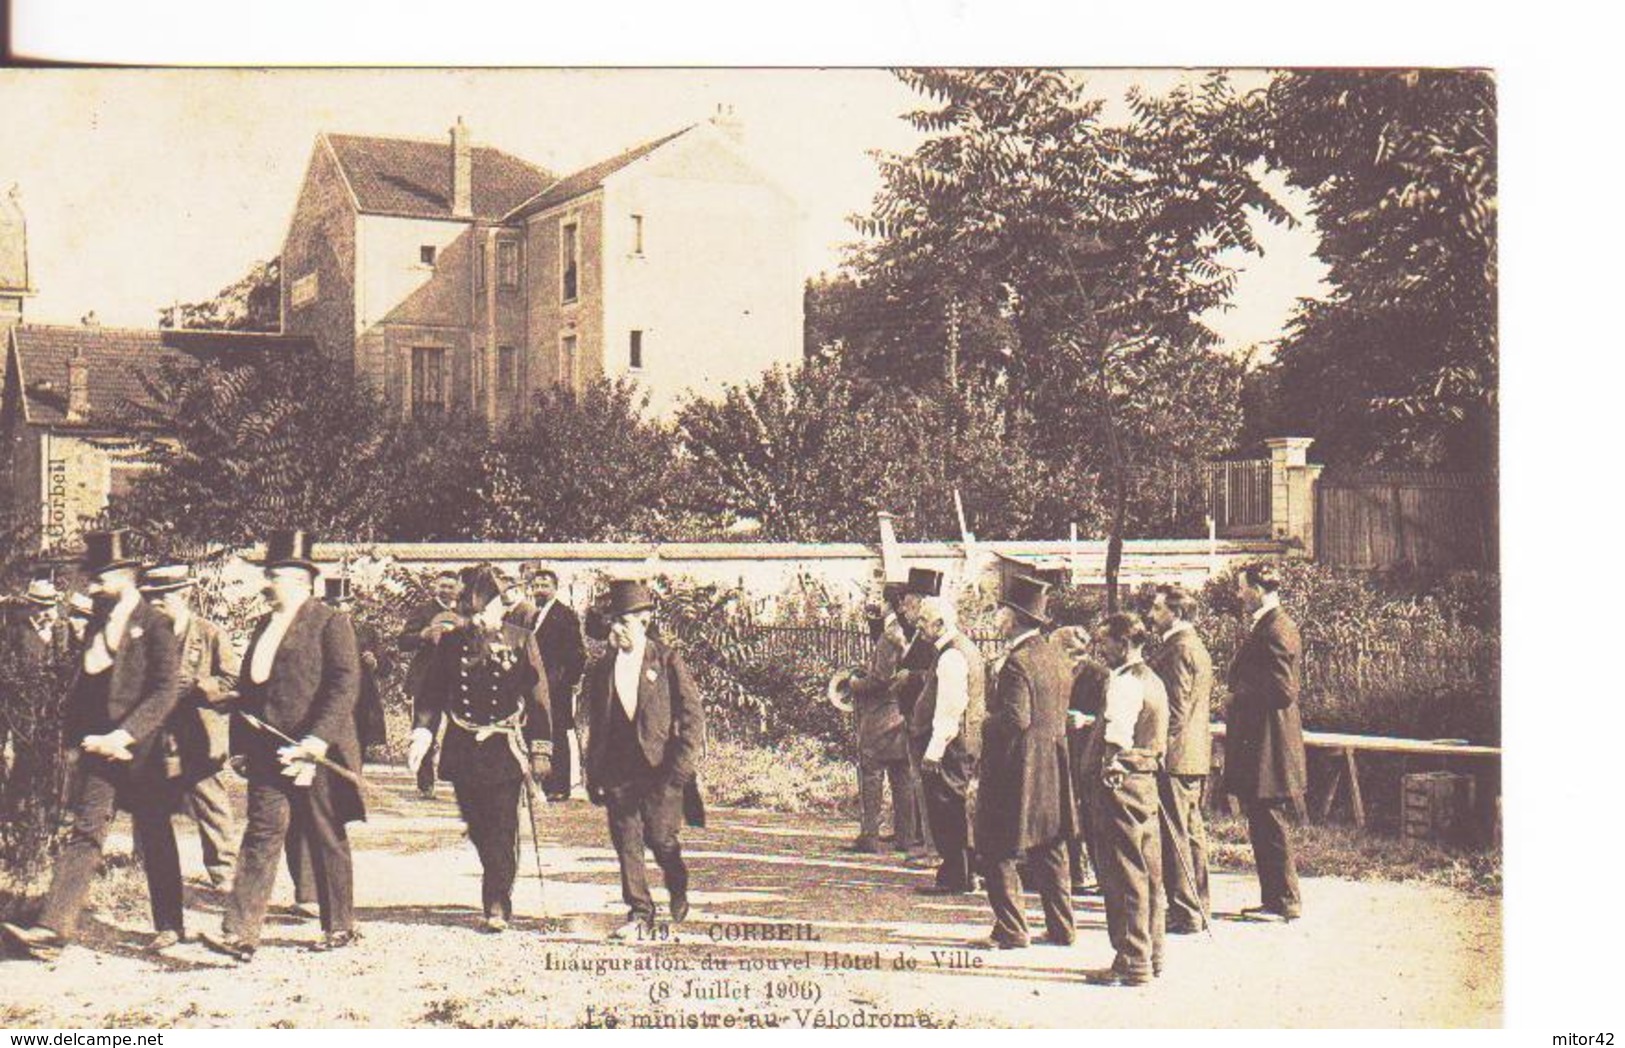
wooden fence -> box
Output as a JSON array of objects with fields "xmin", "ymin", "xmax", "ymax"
[{"xmin": 1316, "ymin": 470, "xmax": 1497, "ymax": 571}]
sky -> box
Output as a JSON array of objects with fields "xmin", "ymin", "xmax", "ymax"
[{"xmin": 0, "ymin": 68, "xmax": 1327, "ymax": 357}]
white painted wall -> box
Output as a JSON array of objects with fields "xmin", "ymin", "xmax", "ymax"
[{"xmin": 354, "ymin": 214, "xmax": 472, "ymax": 333}]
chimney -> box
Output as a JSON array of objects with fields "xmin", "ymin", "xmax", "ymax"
[
  {"xmin": 450, "ymin": 118, "xmax": 473, "ymax": 219},
  {"xmin": 66, "ymin": 346, "xmax": 90, "ymax": 422},
  {"xmin": 709, "ymin": 103, "xmax": 744, "ymax": 145}
]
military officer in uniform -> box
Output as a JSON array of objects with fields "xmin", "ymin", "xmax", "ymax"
[
  {"xmin": 910, "ymin": 592, "xmax": 985, "ymax": 895},
  {"xmin": 203, "ymin": 530, "xmax": 363, "ymax": 962},
  {"xmin": 1226, "ymin": 563, "xmax": 1308, "ymax": 923},
  {"xmin": 408, "ymin": 564, "xmax": 551, "ymax": 932},
  {"xmin": 581, "ymin": 580, "xmax": 706, "ymax": 941},
  {"xmin": 842, "ymin": 582, "xmax": 919, "ymax": 855},
  {"xmin": 2, "ymin": 531, "xmax": 185, "ymax": 959},
  {"xmin": 974, "ymin": 576, "xmax": 1078, "ymax": 949},
  {"xmin": 1146, "ymin": 584, "xmax": 1214, "ymax": 932},
  {"xmin": 1082, "ymin": 613, "xmax": 1170, "ymax": 987}
]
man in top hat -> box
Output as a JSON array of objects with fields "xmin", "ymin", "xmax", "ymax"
[
  {"xmin": 2, "ymin": 530, "xmax": 185, "ymax": 960},
  {"xmin": 841, "ymin": 581, "xmax": 921, "ymax": 855},
  {"xmin": 140, "ymin": 562, "xmax": 241, "ymax": 893},
  {"xmin": 580, "ymin": 580, "xmax": 706, "ymax": 940},
  {"xmin": 1082, "ymin": 613, "xmax": 1170, "ymax": 987},
  {"xmin": 973, "ymin": 575, "xmax": 1078, "ymax": 949},
  {"xmin": 910, "ymin": 591, "xmax": 986, "ymax": 895},
  {"xmin": 1226, "ymin": 563, "xmax": 1308, "ymax": 924},
  {"xmin": 324, "ymin": 577, "xmax": 389, "ymax": 759},
  {"xmin": 399, "ymin": 568, "xmax": 464, "ymax": 799},
  {"xmin": 410, "ymin": 564, "xmax": 551, "ymax": 931},
  {"xmin": 1146, "ymin": 584, "xmax": 1214, "ymax": 933},
  {"xmin": 893, "ymin": 567, "xmax": 943, "ymax": 866},
  {"xmin": 203, "ymin": 530, "xmax": 362, "ymax": 962},
  {"xmin": 506, "ymin": 563, "xmax": 586, "ymax": 801}
]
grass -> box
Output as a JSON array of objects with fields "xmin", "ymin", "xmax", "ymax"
[{"xmin": 705, "ymin": 737, "xmax": 860, "ymax": 816}]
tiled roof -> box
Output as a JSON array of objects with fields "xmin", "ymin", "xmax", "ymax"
[
  {"xmin": 8, "ymin": 325, "xmax": 313, "ymax": 428},
  {"xmin": 506, "ymin": 126, "xmax": 695, "ymax": 220},
  {"xmin": 325, "ymin": 134, "xmax": 555, "ymax": 222}
]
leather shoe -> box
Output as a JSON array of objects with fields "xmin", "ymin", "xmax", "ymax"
[
  {"xmin": 482, "ymin": 916, "xmax": 508, "ymax": 934},
  {"xmin": 146, "ymin": 929, "xmax": 188, "ymax": 952},
  {"xmin": 310, "ymin": 929, "xmax": 361, "ymax": 952},
  {"xmin": 1241, "ymin": 905, "xmax": 1300, "ymax": 923},
  {"xmin": 1036, "ymin": 932, "xmax": 1077, "ymax": 947},
  {"xmin": 969, "ymin": 933, "xmax": 1029, "ymax": 950},
  {"xmin": 669, "ymin": 895, "xmax": 690, "ymax": 924},
  {"xmin": 199, "ymin": 931, "xmax": 255, "ymax": 963},
  {"xmin": 290, "ymin": 901, "xmax": 321, "ymax": 920},
  {"xmin": 1084, "ymin": 966, "xmax": 1152, "ymax": 987},
  {"xmin": 903, "ymin": 853, "xmax": 939, "ymax": 870},
  {"xmin": 1, "ymin": 922, "xmax": 64, "ymax": 962},
  {"xmin": 844, "ymin": 836, "xmax": 882, "ymax": 855}
]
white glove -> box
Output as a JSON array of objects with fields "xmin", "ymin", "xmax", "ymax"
[
  {"xmin": 276, "ymin": 736, "xmax": 328, "ymax": 789},
  {"xmin": 82, "ymin": 730, "xmax": 135, "ymax": 761},
  {"xmin": 406, "ymin": 727, "xmax": 433, "ymax": 775}
]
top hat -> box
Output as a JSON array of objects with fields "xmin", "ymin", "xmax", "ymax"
[
  {"xmin": 22, "ymin": 577, "xmax": 61, "ymax": 607},
  {"xmin": 906, "ymin": 567, "xmax": 943, "ymax": 597},
  {"xmin": 323, "ymin": 575, "xmax": 353, "ymax": 605},
  {"xmin": 138, "ymin": 563, "xmax": 197, "ymax": 594},
  {"xmin": 999, "ymin": 574, "xmax": 1052, "ymax": 625},
  {"xmin": 458, "ymin": 563, "xmax": 505, "ymax": 615},
  {"xmin": 882, "ymin": 581, "xmax": 908, "ymax": 602},
  {"xmin": 81, "ymin": 530, "xmax": 141, "ymax": 576},
  {"xmin": 263, "ymin": 530, "xmax": 320, "ymax": 574},
  {"xmin": 605, "ymin": 579, "xmax": 657, "ymax": 617}
]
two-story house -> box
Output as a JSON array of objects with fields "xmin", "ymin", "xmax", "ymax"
[{"xmin": 280, "ymin": 110, "xmax": 803, "ymax": 420}]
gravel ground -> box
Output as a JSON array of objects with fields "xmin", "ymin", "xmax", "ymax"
[{"xmin": 1, "ymin": 766, "xmax": 1501, "ymax": 1028}]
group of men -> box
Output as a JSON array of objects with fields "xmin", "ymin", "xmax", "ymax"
[
  {"xmin": 0, "ymin": 530, "xmax": 707, "ymax": 961},
  {"xmin": 841, "ymin": 563, "xmax": 1307, "ymax": 986},
  {"xmin": 0, "ymin": 526, "xmax": 1306, "ymax": 987}
]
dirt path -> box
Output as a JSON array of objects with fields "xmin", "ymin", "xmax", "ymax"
[{"xmin": 2, "ymin": 766, "xmax": 1501, "ymax": 1028}]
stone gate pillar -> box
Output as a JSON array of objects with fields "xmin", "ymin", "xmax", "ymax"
[{"xmin": 1266, "ymin": 436, "xmax": 1324, "ymax": 556}]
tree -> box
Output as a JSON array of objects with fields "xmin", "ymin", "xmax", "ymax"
[
  {"xmin": 1264, "ymin": 70, "xmax": 1497, "ymax": 471},
  {"xmin": 847, "ymin": 69, "xmax": 1284, "ymax": 604},
  {"xmin": 159, "ymin": 258, "xmax": 281, "ymax": 332}
]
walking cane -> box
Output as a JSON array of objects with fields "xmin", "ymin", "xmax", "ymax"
[
  {"xmin": 517, "ymin": 765, "xmax": 551, "ymax": 917},
  {"xmin": 239, "ymin": 711, "xmax": 384, "ymax": 797},
  {"xmin": 1156, "ymin": 802, "xmax": 1212, "ymax": 938}
]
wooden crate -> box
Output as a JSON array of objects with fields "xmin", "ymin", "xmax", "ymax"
[{"xmin": 1401, "ymin": 771, "xmax": 1477, "ymax": 845}]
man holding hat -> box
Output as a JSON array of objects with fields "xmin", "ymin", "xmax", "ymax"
[
  {"xmin": 2, "ymin": 530, "xmax": 185, "ymax": 960},
  {"xmin": 910, "ymin": 586, "xmax": 985, "ymax": 896},
  {"xmin": 140, "ymin": 561, "xmax": 241, "ymax": 892},
  {"xmin": 507, "ymin": 563, "xmax": 586, "ymax": 801},
  {"xmin": 841, "ymin": 581, "xmax": 920, "ymax": 855},
  {"xmin": 409, "ymin": 564, "xmax": 551, "ymax": 932},
  {"xmin": 398, "ymin": 568, "xmax": 464, "ymax": 799},
  {"xmin": 580, "ymin": 580, "xmax": 706, "ymax": 941},
  {"xmin": 973, "ymin": 575, "xmax": 1078, "ymax": 949},
  {"xmin": 203, "ymin": 530, "xmax": 362, "ymax": 962}
]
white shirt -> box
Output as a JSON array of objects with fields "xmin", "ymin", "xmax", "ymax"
[
  {"xmin": 1251, "ymin": 595, "xmax": 1280, "ymax": 629},
  {"xmin": 533, "ymin": 598, "xmax": 557, "ymax": 633},
  {"xmin": 250, "ymin": 593, "xmax": 309, "ymax": 685},
  {"xmin": 925, "ymin": 632, "xmax": 969, "ymax": 762},
  {"xmin": 613, "ymin": 634, "xmax": 647, "ymax": 720},
  {"xmin": 1101, "ymin": 656, "xmax": 1149, "ymax": 752}
]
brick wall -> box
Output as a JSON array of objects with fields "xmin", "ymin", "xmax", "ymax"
[{"xmin": 281, "ymin": 141, "xmax": 358, "ymax": 375}]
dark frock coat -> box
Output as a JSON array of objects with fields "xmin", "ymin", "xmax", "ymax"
[
  {"xmin": 975, "ymin": 632, "xmax": 1080, "ymax": 860},
  {"xmin": 581, "ymin": 636, "xmax": 707, "ymax": 827},
  {"xmin": 1223, "ymin": 606, "xmax": 1308, "ymax": 801}
]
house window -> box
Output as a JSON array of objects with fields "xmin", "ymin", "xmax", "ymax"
[
  {"xmin": 629, "ymin": 330, "xmax": 644, "ymax": 370},
  {"xmin": 420, "ymin": 245, "xmax": 437, "ymax": 266},
  {"xmin": 497, "ymin": 240, "xmax": 520, "ymax": 290},
  {"xmin": 498, "ymin": 345, "xmax": 517, "ymax": 391},
  {"xmin": 632, "ymin": 214, "xmax": 644, "ymax": 255},
  {"xmin": 475, "ymin": 242, "xmax": 486, "ymax": 293},
  {"xmin": 559, "ymin": 335, "xmax": 578, "ymax": 390},
  {"xmin": 472, "ymin": 346, "xmax": 486, "ymax": 401},
  {"xmin": 561, "ymin": 222, "xmax": 579, "ymax": 303},
  {"xmin": 411, "ymin": 347, "xmax": 448, "ymax": 419},
  {"xmin": 291, "ymin": 272, "xmax": 319, "ymax": 308}
]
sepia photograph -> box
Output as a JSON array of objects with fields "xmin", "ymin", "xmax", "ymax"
[{"xmin": 0, "ymin": 64, "xmax": 1500, "ymax": 1029}]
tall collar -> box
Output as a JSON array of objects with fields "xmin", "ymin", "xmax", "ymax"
[
  {"xmin": 1110, "ymin": 655, "xmax": 1146, "ymax": 677},
  {"xmin": 1251, "ymin": 597, "xmax": 1280, "ymax": 628},
  {"xmin": 1161, "ymin": 621, "xmax": 1193, "ymax": 643},
  {"xmin": 1006, "ymin": 628, "xmax": 1040, "ymax": 653}
]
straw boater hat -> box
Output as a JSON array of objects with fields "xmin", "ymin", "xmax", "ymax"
[
  {"xmin": 22, "ymin": 577, "xmax": 61, "ymax": 607},
  {"xmin": 138, "ymin": 563, "xmax": 198, "ymax": 595},
  {"xmin": 81, "ymin": 530, "xmax": 140, "ymax": 576},
  {"xmin": 262, "ymin": 529, "xmax": 320, "ymax": 574}
]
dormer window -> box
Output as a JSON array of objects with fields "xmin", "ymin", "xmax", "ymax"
[{"xmin": 420, "ymin": 245, "xmax": 437, "ymax": 266}]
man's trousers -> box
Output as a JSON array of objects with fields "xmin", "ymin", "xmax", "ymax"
[
  {"xmin": 454, "ymin": 777, "xmax": 523, "ymax": 919},
  {"xmin": 858, "ymin": 756, "xmax": 920, "ymax": 847},
  {"xmin": 1244, "ymin": 796, "xmax": 1302, "ymax": 916},
  {"xmin": 544, "ymin": 687, "xmax": 576, "ymax": 797},
  {"xmin": 1157, "ymin": 773, "xmax": 1210, "ymax": 929},
  {"xmin": 1093, "ymin": 771, "xmax": 1165, "ymax": 979},
  {"xmin": 226, "ymin": 771, "xmax": 354, "ymax": 947},
  {"xmin": 604, "ymin": 778, "xmax": 689, "ymax": 922},
  {"xmin": 920, "ymin": 749, "xmax": 976, "ymax": 890},
  {"xmin": 41, "ymin": 760, "xmax": 183, "ymax": 939},
  {"xmin": 183, "ymin": 770, "xmax": 238, "ymax": 888},
  {"xmin": 984, "ymin": 839, "xmax": 1074, "ymax": 946}
]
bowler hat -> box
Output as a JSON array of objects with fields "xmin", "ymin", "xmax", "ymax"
[
  {"xmin": 999, "ymin": 574, "xmax": 1052, "ymax": 625},
  {"xmin": 138, "ymin": 563, "xmax": 197, "ymax": 594},
  {"xmin": 22, "ymin": 577, "xmax": 61, "ymax": 607},
  {"xmin": 906, "ymin": 567, "xmax": 943, "ymax": 597},
  {"xmin": 606, "ymin": 579, "xmax": 656, "ymax": 616},
  {"xmin": 81, "ymin": 530, "xmax": 140, "ymax": 576},
  {"xmin": 323, "ymin": 575, "xmax": 353, "ymax": 605},
  {"xmin": 263, "ymin": 529, "xmax": 320, "ymax": 574}
]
